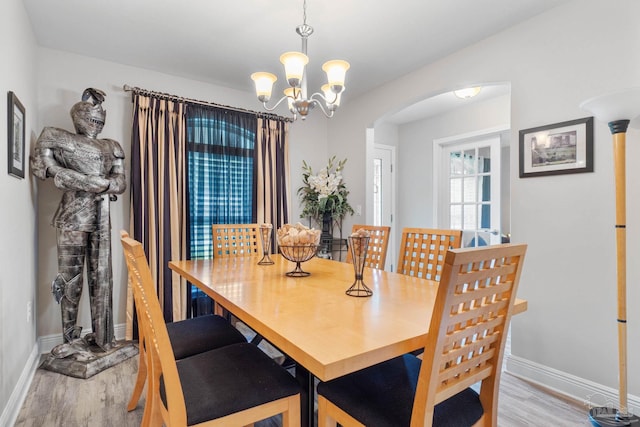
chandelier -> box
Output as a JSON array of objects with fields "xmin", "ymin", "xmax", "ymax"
[{"xmin": 251, "ymin": 0, "xmax": 350, "ymax": 121}]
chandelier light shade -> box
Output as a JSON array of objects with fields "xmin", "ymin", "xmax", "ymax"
[
  {"xmin": 280, "ymin": 52, "xmax": 309, "ymax": 88},
  {"xmin": 251, "ymin": 72, "xmax": 278, "ymax": 102},
  {"xmin": 283, "ymin": 87, "xmax": 298, "ymax": 113},
  {"xmin": 322, "ymin": 60, "xmax": 350, "ymax": 91},
  {"xmin": 580, "ymin": 87, "xmax": 640, "ymax": 427},
  {"xmin": 251, "ymin": 0, "xmax": 349, "ymax": 120}
]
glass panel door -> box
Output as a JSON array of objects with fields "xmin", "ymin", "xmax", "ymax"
[{"xmin": 442, "ymin": 137, "xmax": 501, "ymax": 247}]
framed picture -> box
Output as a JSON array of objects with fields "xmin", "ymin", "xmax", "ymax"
[
  {"xmin": 7, "ymin": 91, "xmax": 26, "ymax": 179},
  {"xmin": 519, "ymin": 117, "xmax": 594, "ymax": 178}
]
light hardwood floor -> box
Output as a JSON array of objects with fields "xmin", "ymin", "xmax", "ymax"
[{"xmin": 14, "ymin": 354, "xmax": 592, "ymax": 426}]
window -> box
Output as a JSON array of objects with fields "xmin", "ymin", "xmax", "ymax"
[
  {"xmin": 186, "ymin": 107, "xmax": 257, "ymax": 260},
  {"xmin": 185, "ymin": 107, "xmax": 257, "ymax": 316}
]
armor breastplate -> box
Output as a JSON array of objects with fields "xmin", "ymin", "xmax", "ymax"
[
  {"xmin": 54, "ymin": 137, "xmax": 117, "ymax": 177},
  {"xmin": 48, "ymin": 136, "xmax": 121, "ymax": 232}
]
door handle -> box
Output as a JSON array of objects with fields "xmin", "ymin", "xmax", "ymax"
[{"xmin": 476, "ymin": 228, "xmax": 500, "ymax": 235}]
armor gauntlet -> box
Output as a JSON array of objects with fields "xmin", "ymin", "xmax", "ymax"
[
  {"xmin": 53, "ymin": 169, "xmax": 110, "ymax": 193},
  {"xmin": 31, "ymin": 146, "xmax": 56, "ymax": 180},
  {"xmin": 105, "ymin": 158, "xmax": 126, "ymax": 195}
]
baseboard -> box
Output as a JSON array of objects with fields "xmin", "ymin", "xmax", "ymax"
[
  {"xmin": 0, "ymin": 344, "xmax": 40, "ymax": 427},
  {"xmin": 38, "ymin": 322, "xmax": 129, "ymax": 354},
  {"xmin": 505, "ymin": 354, "xmax": 640, "ymax": 414},
  {"xmin": 0, "ymin": 323, "xmax": 130, "ymax": 426}
]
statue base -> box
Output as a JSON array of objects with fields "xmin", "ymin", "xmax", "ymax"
[{"xmin": 40, "ymin": 340, "xmax": 138, "ymax": 379}]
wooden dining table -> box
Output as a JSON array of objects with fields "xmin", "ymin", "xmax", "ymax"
[{"xmin": 169, "ymin": 254, "xmax": 527, "ymax": 426}]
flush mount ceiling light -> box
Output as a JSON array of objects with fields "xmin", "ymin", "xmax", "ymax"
[
  {"xmin": 250, "ymin": 0, "xmax": 350, "ymax": 121},
  {"xmin": 454, "ymin": 86, "xmax": 482, "ymax": 99}
]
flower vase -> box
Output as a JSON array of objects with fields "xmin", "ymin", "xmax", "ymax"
[
  {"xmin": 346, "ymin": 235, "xmax": 372, "ymax": 297},
  {"xmin": 320, "ymin": 212, "xmax": 333, "ymax": 256}
]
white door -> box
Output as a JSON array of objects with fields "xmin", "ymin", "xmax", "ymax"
[
  {"xmin": 372, "ymin": 144, "xmax": 395, "ymax": 270},
  {"xmin": 438, "ymin": 137, "xmax": 501, "ymax": 247}
]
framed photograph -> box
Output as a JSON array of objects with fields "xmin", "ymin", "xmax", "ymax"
[
  {"xmin": 7, "ymin": 91, "xmax": 26, "ymax": 179},
  {"xmin": 519, "ymin": 117, "xmax": 593, "ymax": 178}
]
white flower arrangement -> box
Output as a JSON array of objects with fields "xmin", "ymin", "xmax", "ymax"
[
  {"xmin": 307, "ymin": 167, "xmax": 341, "ymax": 198},
  {"xmin": 298, "ymin": 156, "xmax": 354, "ymax": 223}
]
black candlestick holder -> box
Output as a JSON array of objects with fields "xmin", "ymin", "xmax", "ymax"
[
  {"xmin": 258, "ymin": 224, "xmax": 275, "ymax": 265},
  {"xmin": 346, "ymin": 235, "xmax": 372, "ymax": 297}
]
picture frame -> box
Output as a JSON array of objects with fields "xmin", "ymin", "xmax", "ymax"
[
  {"xmin": 7, "ymin": 91, "xmax": 26, "ymax": 179},
  {"xmin": 519, "ymin": 117, "xmax": 593, "ymax": 178}
]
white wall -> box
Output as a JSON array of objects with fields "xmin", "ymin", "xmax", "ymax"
[
  {"xmin": 327, "ymin": 0, "xmax": 640, "ymax": 402},
  {"xmin": 394, "ymin": 93, "xmax": 510, "ymax": 234},
  {"xmin": 0, "ymin": 0, "xmax": 38, "ymax": 424},
  {"xmin": 34, "ymin": 48, "xmax": 328, "ymax": 339}
]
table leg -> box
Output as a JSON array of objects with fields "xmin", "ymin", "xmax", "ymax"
[{"xmin": 295, "ymin": 364, "xmax": 315, "ymax": 427}]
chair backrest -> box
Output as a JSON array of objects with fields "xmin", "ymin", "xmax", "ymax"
[
  {"xmin": 411, "ymin": 243, "xmax": 527, "ymax": 427},
  {"xmin": 211, "ymin": 223, "xmax": 260, "ymax": 257},
  {"xmin": 120, "ymin": 230, "xmax": 150, "ymax": 353},
  {"xmin": 345, "ymin": 224, "xmax": 391, "ymax": 270},
  {"xmin": 121, "ymin": 231, "xmax": 188, "ymax": 425},
  {"xmin": 396, "ymin": 227, "xmax": 462, "ymax": 281}
]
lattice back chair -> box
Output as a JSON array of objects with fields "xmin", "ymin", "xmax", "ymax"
[
  {"xmin": 211, "ymin": 223, "xmax": 260, "ymax": 257},
  {"xmin": 345, "ymin": 224, "xmax": 391, "ymax": 270},
  {"xmin": 211, "ymin": 224, "xmax": 289, "ymax": 363},
  {"xmin": 122, "ymin": 232, "xmax": 301, "ymax": 427},
  {"xmin": 397, "ymin": 227, "xmax": 463, "ymax": 281},
  {"xmin": 317, "ymin": 243, "xmax": 527, "ymax": 427},
  {"xmin": 120, "ymin": 232, "xmax": 246, "ymax": 416}
]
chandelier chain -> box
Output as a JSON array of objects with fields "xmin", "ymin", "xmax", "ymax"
[{"xmin": 302, "ymin": 0, "xmax": 307, "ymax": 25}]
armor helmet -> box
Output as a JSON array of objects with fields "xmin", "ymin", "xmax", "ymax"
[{"xmin": 70, "ymin": 88, "xmax": 107, "ymax": 138}]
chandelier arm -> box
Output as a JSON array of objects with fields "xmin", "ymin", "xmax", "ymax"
[
  {"xmin": 260, "ymin": 95, "xmax": 292, "ymax": 112},
  {"xmin": 309, "ymin": 92, "xmax": 328, "ymax": 103},
  {"xmin": 307, "ymin": 95, "xmax": 335, "ymax": 118},
  {"xmin": 310, "ymin": 91, "xmax": 339, "ymax": 105}
]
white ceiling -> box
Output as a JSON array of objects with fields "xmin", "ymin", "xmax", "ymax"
[{"xmin": 23, "ymin": 0, "xmax": 570, "ymax": 119}]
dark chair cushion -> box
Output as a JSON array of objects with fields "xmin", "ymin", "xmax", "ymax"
[
  {"xmin": 160, "ymin": 342, "xmax": 301, "ymax": 425},
  {"xmin": 166, "ymin": 314, "xmax": 246, "ymax": 360},
  {"xmin": 317, "ymin": 354, "xmax": 484, "ymax": 427}
]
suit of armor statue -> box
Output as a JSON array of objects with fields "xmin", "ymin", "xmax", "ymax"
[{"xmin": 32, "ymin": 88, "xmax": 126, "ymax": 356}]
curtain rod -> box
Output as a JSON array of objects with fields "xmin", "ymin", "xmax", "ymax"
[{"xmin": 122, "ymin": 84, "xmax": 292, "ymax": 123}]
